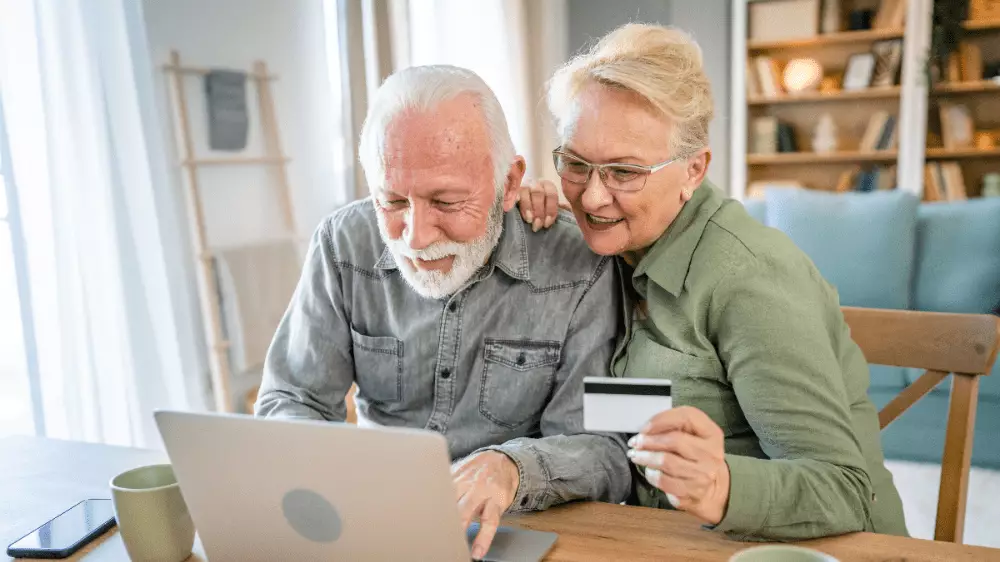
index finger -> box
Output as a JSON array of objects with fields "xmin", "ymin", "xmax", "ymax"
[
  {"xmin": 642, "ymin": 406, "xmax": 721, "ymax": 439},
  {"xmin": 470, "ymin": 500, "xmax": 503, "ymax": 560}
]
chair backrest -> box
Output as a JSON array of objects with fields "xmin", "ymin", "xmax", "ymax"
[{"xmin": 842, "ymin": 307, "xmax": 1000, "ymax": 544}]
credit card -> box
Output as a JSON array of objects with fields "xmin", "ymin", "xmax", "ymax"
[{"xmin": 583, "ymin": 377, "xmax": 672, "ymax": 433}]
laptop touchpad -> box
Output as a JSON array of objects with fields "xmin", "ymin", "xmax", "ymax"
[{"xmin": 466, "ymin": 523, "xmax": 558, "ymax": 562}]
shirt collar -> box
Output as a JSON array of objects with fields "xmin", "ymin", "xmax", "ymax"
[
  {"xmin": 633, "ymin": 180, "xmax": 724, "ymax": 297},
  {"xmin": 374, "ymin": 208, "xmax": 530, "ymax": 282}
]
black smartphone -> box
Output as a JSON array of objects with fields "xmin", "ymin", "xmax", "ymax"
[{"xmin": 6, "ymin": 499, "xmax": 117, "ymax": 559}]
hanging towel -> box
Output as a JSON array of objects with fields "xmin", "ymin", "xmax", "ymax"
[
  {"xmin": 214, "ymin": 240, "xmax": 301, "ymax": 375},
  {"xmin": 204, "ymin": 70, "xmax": 249, "ymax": 151}
]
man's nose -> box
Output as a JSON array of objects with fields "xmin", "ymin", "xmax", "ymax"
[{"xmin": 404, "ymin": 203, "xmax": 439, "ymax": 250}]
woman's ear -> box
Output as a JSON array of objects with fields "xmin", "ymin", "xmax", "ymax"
[
  {"xmin": 685, "ymin": 149, "xmax": 712, "ymax": 187},
  {"xmin": 502, "ymin": 156, "xmax": 528, "ymax": 211}
]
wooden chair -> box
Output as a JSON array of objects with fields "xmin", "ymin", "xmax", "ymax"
[{"xmin": 842, "ymin": 307, "xmax": 1000, "ymax": 543}]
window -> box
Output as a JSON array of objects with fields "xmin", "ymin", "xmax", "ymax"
[{"xmin": 0, "ymin": 91, "xmax": 41, "ymax": 437}]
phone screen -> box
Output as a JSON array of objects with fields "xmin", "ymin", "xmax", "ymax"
[{"xmin": 8, "ymin": 499, "xmax": 116, "ymax": 555}]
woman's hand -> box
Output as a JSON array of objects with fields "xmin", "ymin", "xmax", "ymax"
[
  {"xmin": 627, "ymin": 406, "xmax": 731, "ymax": 525},
  {"xmin": 517, "ymin": 179, "xmax": 564, "ymax": 232}
]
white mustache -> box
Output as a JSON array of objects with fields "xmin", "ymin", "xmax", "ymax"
[{"xmin": 385, "ymin": 237, "xmax": 465, "ymax": 261}]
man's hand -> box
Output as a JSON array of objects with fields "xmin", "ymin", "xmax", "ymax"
[
  {"xmin": 452, "ymin": 451, "xmax": 520, "ymax": 560},
  {"xmin": 627, "ymin": 406, "xmax": 731, "ymax": 525}
]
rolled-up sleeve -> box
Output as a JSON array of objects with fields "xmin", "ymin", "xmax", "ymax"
[
  {"xmin": 708, "ymin": 259, "xmax": 874, "ymax": 540},
  {"xmin": 255, "ymin": 219, "xmax": 354, "ymax": 422},
  {"xmin": 478, "ymin": 258, "xmax": 632, "ymax": 511}
]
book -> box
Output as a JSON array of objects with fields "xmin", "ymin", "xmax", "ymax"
[
  {"xmin": 836, "ymin": 167, "xmax": 860, "ymax": 192},
  {"xmin": 860, "ymin": 111, "xmax": 890, "ymax": 152},
  {"xmin": 959, "ymin": 42, "xmax": 983, "ymax": 82},
  {"xmin": 924, "ymin": 163, "xmax": 943, "ymax": 202},
  {"xmin": 878, "ymin": 166, "xmax": 897, "ymax": 190},
  {"xmin": 873, "ymin": 0, "xmax": 906, "ymax": 30},
  {"xmin": 875, "ymin": 115, "xmax": 897, "ymax": 150},
  {"xmin": 940, "ymin": 103, "xmax": 975, "ymax": 149},
  {"xmin": 747, "ymin": 60, "xmax": 761, "ymax": 97},
  {"xmin": 941, "ymin": 162, "xmax": 968, "ymax": 200},
  {"xmin": 777, "ymin": 122, "xmax": 798, "ymax": 153},
  {"xmin": 752, "ymin": 117, "xmax": 779, "ymax": 154},
  {"xmin": 755, "ymin": 57, "xmax": 781, "ymax": 98}
]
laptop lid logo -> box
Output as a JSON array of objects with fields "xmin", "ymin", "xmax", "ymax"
[{"xmin": 281, "ymin": 489, "xmax": 343, "ymax": 543}]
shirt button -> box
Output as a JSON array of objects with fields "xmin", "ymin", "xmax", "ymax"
[
  {"xmin": 448, "ymin": 301, "xmax": 457, "ymax": 312},
  {"xmin": 516, "ymin": 353, "xmax": 526, "ymax": 366},
  {"xmin": 428, "ymin": 422, "xmax": 442, "ymax": 432},
  {"xmin": 440, "ymin": 368, "xmax": 451, "ymax": 379},
  {"xmin": 520, "ymin": 496, "xmax": 529, "ymax": 507}
]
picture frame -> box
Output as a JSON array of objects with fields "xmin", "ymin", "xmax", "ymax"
[
  {"xmin": 870, "ymin": 39, "xmax": 903, "ymax": 87},
  {"xmin": 843, "ymin": 53, "xmax": 875, "ymax": 90}
]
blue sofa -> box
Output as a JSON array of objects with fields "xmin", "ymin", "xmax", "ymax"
[{"xmin": 743, "ymin": 190, "xmax": 1000, "ymax": 468}]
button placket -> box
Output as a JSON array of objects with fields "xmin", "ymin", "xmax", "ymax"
[{"xmin": 427, "ymin": 294, "xmax": 463, "ymax": 433}]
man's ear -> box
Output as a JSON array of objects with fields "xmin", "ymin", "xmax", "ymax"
[{"xmin": 502, "ymin": 156, "xmax": 527, "ymax": 212}]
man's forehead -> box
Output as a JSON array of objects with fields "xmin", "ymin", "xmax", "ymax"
[{"xmin": 384, "ymin": 95, "xmax": 491, "ymax": 158}]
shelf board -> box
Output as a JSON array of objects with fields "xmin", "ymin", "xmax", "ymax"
[
  {"xmin": 932, "ymin": 80, "xmax": 1000, "ymax": 95},
  {"xmin": 748, "ymin": 151, "xmax": 898, "ymax": 165},
  {"xmin": 749, "ymin": 87, "xmax": 901, "ymax": 105},
  {"xmin": 747, "ymin": 28, "xmax": 905, "ymax": 51},
  {"xmin": 963, "ymin": 19, "xmax": 1000, "ymax": 32},
  {"xmin": 925, "ymin": 148, "xmax": 1000, "ymax": 160}
]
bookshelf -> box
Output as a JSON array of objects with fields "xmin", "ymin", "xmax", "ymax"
[
  {"xmin": 747, "ymin": 28, "xmax": 905, "ymax": 51},
  {"xmin": 736, "ymin": 0, "xmax": 918, "ymax": 198},
  {"xmin": 748, "ymin": 86, "xmax": 901, "ymax": 105},
  {"xmin": 922, "ymin": 6, "xmax": 1000, "ymax": 200},
  {"xmin": 748, "ymin": 151, "xmax": 899, "ymax": 165}
]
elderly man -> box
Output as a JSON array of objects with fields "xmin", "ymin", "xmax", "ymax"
[{"xmin": 255, "ymin": 65, "xmax": 629, "ymax": 557}]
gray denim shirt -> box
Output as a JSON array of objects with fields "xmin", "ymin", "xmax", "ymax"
[{"xmin": 255, "ymin": 199, "xmax": 631, "ymax": 511}]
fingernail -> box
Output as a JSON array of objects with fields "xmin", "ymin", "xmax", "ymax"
[
  {"xmin": 525, "ymin": 210, "xmax": 533, "ymax": 223},
  {"xmin": 666, "ymin": 493, "xmax": 680, "ymax": 507},
  {"xmin": 544, "ymin": 216, "xmax": 554, "ymax": 228},
  {"xmin": 627, "ymin": 435, "xmax": 637, "ymax": 448},
  {"xmin": 472, "ymin": 546, "xmax": 485, "ymax": 559},
  {"xmin": 626, "ymin": 448, "xmax": 637, "ymax": 458},
  {"xmin": 532, "ymin": 218, "xmax": 542, "ymax": 232}
]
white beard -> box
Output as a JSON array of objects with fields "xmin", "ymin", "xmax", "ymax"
[{"xmin": 377, "ymin": 195, "xmax": 505, "ymax": 300}]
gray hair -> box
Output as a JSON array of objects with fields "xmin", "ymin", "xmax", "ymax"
[{"xmin": 359, "ymin": 65, "xmax": 516, "ymax": 194}]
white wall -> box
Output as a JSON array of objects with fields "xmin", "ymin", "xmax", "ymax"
[
  {"xmin": 142, "ymin": 0, "xmax": 344, "ymax": 405},
  {"xmin": 669, "ymin": 0, "xmax": 731, "ymax": 191},
  {"xmin": 563, "ymin": 0, "xmax": 732, "ymax": 191}
]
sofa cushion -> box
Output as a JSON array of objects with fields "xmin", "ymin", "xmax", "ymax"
[
  {"xmin": 765, "ymin": 189, "xmax": 919, "ymax": 310},
  {"xmin": 913, "ymin": 198, "xmax": 1000, "ymax": 314},
  {"xmin": 742, "ymin": 199, "xmax": 767, "ymax": 224}
]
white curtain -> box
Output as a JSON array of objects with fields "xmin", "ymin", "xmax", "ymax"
[
  {"xmin": 0, "ymin": 0, "xmax": 201, "ymax": 447},
  {"xmin": 387, "ymin": 0, "xmax": 568, "ymax": 185}
]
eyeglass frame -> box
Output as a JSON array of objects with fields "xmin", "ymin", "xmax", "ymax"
[{"xmin": 551, "ymin": 147, "xmax": 697, "ymax": 192}]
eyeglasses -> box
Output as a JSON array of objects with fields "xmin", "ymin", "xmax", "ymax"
[{"xmin": 552, "ymin": 148, "xmax": 691, "ymax": 193}]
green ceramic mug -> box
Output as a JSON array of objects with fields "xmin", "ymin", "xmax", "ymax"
[
  {"xmin": 729, "ymin": 545, "xmax": 840, "ymax": 562},
  {"xmin": 110, "ymin": 464, "xmax": 195, "ymax": 562}
]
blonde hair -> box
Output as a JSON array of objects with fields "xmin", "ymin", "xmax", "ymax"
[{"xmin": 547, "ymin": 23, "xmax": 713, "ymax": 155}]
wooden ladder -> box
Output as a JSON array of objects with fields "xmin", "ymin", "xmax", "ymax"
[{"xmin": 163, "ymin": 50, "xmax": 300, "ymax": 412}]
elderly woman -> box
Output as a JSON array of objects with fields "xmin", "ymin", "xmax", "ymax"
[{"xmin": 520, "ymin": 24, "xmax": 907, "ymax": 540}]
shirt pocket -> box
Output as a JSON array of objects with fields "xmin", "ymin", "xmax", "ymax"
[
  {"xmin": 624, "ymin": 331, "xmax": 735, "ymax": 431},
  {"xmin": 479, "ymin": 338, "xmax": 561, "ymax": 429},
  {"xmin": 350, "ymin": 328, "xmax": 403, "ymax": 403}
]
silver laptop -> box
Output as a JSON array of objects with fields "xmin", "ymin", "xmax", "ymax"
[{"xmin": 154, "ymin": 411, "xmax": 557, "ymax": 562}]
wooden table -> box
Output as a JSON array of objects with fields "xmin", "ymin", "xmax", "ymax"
[{"xmin": 3, "ymin": 436, "xmax": 998, "ymax": 561}]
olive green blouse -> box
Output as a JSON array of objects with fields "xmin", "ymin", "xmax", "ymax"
[{"xmin": 613, "ymin": 181, "xmax": 907, "ymax": 541}]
